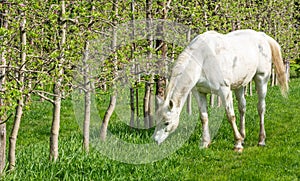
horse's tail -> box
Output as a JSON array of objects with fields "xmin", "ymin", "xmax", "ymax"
[{"xmin": 266, "ymin": 35, "xmax": 289, "ymax": 97}]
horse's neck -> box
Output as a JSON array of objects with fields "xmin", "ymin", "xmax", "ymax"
[
  {"xmin": 168, "ymin": 79, "xmax": 192, "ymax": 111},
  {"xmin": 165, "ymin": 52, "xmax": 199, "ymax": 110}
]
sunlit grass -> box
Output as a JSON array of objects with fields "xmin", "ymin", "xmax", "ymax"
[{"xmin": 2, "ymin": 79, "xmax": 300, "ymax": 180}]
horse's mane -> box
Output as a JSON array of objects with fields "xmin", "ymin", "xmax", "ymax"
[
  {"xmin": 164, "ymin": 51, "xmax": 191, "ymax": 102},
  {"xmin": 164, "ymin": 32, "xmax": 218, "ymax": 103}
]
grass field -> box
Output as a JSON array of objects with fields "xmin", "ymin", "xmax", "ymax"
[{"xmin": 2, "ymin": 79, "xmax": 300, "ymax": 180}]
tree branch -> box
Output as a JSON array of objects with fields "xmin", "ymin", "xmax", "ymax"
[
  {"xmin": 32, "ymin": 90, "xmax": 57, "ymax": 104},
  {"xmin": 0, "ymin": 113, "xmax": 13, "ymax": 125}
]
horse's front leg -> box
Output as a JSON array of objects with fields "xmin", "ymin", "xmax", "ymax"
[
  {"xmin": 220, "ymin": 87, "xmax": 244, "ymax": 152},
  {"xmin": 192, "ymin": 90, "xmax": 211, "ymax": 148}
]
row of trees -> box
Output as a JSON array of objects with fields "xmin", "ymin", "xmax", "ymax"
[{"xmin": 0, "ymin": 0, "xmax": 299, "ymax": 173}]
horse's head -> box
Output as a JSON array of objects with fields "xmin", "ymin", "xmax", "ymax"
[{"xmin": 153, "ymin": 97, "xmax": 180, "ymax": 144}]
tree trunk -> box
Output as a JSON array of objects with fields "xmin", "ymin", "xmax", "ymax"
[
  {"xmin": 271, "ymin": 67, "xmax": 276, "ymax": 86},
  {"xmin": 0, "ymin": 84, "xmax": 4, "ymax": 175},
  {"xmin": 148, "ymin": 78, "xmax": 154, "ymax": 127},
  {"xmin": 130, "ymin": 0, "xmax": 139, "ymax": 128},
  {"xmin": 0, "ymin": 123, "xmax": 5, "ymax": 174},
  {"xmin": 155, "ymin": 77, "xmax": 166, "ymax": 106},
  {"xmin": 155, "ymin": 0, "xmax": 168, "ymax": 106},
  {"xmin": 100, "ymin": 93, "xmax": 117, "ymax": 141},
  {"xmin": 50, "ymin": 96, "xmax": 61, "ymax": 161},
  {"xmin": 8, "ymin": 12, "xmax": 26, "ymax": 171},
  {"xmin": 143, "ymin": 82, "xmax": 150, "ymax": 129},
  {"xmin": 135, "ymin": 83, "xmax": 140, "ymax": 128},
  {"xmin": 285, "ymin": 60, "xmax": 290, "ymax": 82},
  {"xmin": 0, "ymin": 4, "xmax": 8, "ymax": 174},
  {"xmin": 82, "ymin": 3, "xmax": 96, "ymax": 152},
  {"xmin": 145, "ymin": 0, "xmax": 154, "ymax": 128},
  {"xmin": 100, "ymin": 0, "xmax": 118, "ymax": 140},
  {"xmin": 83, "ymin": 40, "xmax": 91, "ymax": 152},
  {"xmin": 130, "ymin": 87, "xmax": 135, "ymax": 127},
  {"xmin": 83, "ymin": 90, "xmax": 91, "ymax": 152},
  {"xmin": 9, "ymin": 98, "xmax": 24, "ymax": 171},
  {"xmin": 210, "ymin": 94, "xmax": 215, "ymax": 107},
  {"xmin": 50, "ymin": 0, "xmax": 66, "ymax": 161}
]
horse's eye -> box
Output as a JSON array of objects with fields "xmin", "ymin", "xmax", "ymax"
[{"xmin": 164, "ymin": 122, "xmax": 170, "ymax": 126}]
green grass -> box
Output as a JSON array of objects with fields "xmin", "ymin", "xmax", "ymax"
[{"xmin": 2, "ymin": 79, "xmax": 300, "ymax": 180}]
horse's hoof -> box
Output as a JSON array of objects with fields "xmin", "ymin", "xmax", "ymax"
[
  {"xmin": 258, "ymin": 142, "xmax": 266, "ymax": 147},
  {"xmin": 199, "ymin": 142, "xmax": 211, "ymax": 149},
  {"xmin": 241, "ymin": 140, "xmax": 245, "ymax": 146},
  {"xmin": 234, "ymin": 147, "xmax": 244, "ymax": 153}
]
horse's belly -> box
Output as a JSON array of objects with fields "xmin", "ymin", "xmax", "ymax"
[
  {"xmin": 230, "ymin": 76, "xmax": 253, "ymax": 89},
  {"xmin": 228, "ymin": 68, "xmax": 256, "ymax": 89},
  {"xmin": 221, "ymin": 51, "xmax": 258, "ymax": 89}
]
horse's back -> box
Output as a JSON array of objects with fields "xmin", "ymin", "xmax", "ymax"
[
  {"xmin": 190, "ymin": 29, "xmax": 272, "ymax": 91},
  {"xmin": 227, "ymin": 29, "xmax": 273, "ymax": 73},
  {"xmin": 224, "ymin": 30, "xmax": 272, "ymax": 88}
]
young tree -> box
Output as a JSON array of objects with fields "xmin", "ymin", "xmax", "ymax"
[
  {"xmin": 1, "ymin": 1, "xmax": 59, "ymax": 170},
  {"xmin": 8, "ymin": 9, "xmax": 27, "ymax": 171},
  {"xmin": 48, "ymin": 0, "xmax": 66, "ymax": 161},
  {"xmin": 33, "ymin": 0, "xmax": 73, "ymax": 161},
  {"xmin": 100, "ymin": 0, "xmax": 118, "ymax": 141},
  {"xmin": 130, "ymin": 0, "xmax": 136, "ymax": 128},
  {"xmin": 0, "ymin": 117, "xmax": 5, "ymax": 173},
  {"xmin": 0, "ymin": 0, "xmax": 8, "ymax": 173},
  {"xmin": 155, "ymin": 0, "xmax": 170, "ymax": 109},
  {"xmin": 82, "ymin": 39, "xmax": 91, "ymax": 152},
  {"xmin": 80, "ymin": 1, "xmax": 98, "ymax": 152},
  {"xmin": 143, "ymin": 0, "xmax": 154, "ymax": 128}
]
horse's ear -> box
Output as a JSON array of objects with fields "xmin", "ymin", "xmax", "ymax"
[
  {"xmin": 156, "ymin": 96, "xmax": 164, "ymax": 106},
  {"xmin": 168, "ymin": 100, "xmax": 174, "ymax": 111}
]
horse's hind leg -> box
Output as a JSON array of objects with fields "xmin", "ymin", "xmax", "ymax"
[
  {"xmin": 192, "ymin": 90, "xmax": 211, "ymax": 148},
  {"xmin": 235, "ymin": 87, "xmax": 246, "ymax": 143},
  {"xmin": 254, "ymin": 76, "xmax": 269, "ymax": 146},
  {"xmin": 220, "ymin": 87, "xmax": 244, "ymax": 152}
]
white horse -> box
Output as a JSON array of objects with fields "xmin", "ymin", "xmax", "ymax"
[{"xmin": 153, "ymin": 29, "xmax": 288, "ymax": 152}]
